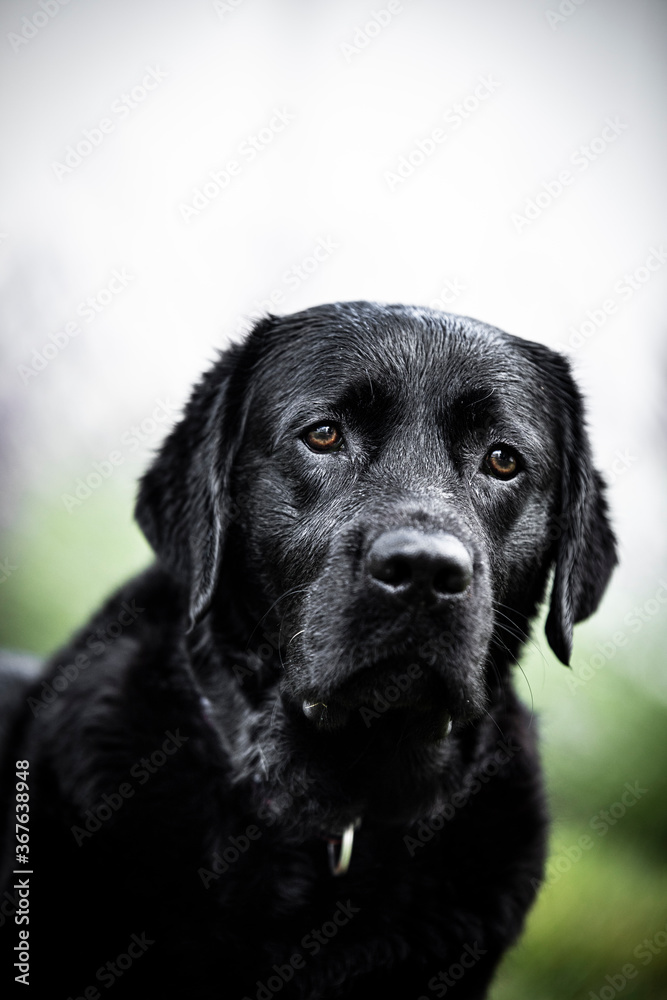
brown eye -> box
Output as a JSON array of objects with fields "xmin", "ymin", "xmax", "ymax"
[
  {"xmin": 304, "ymin": 424, "xmax": 344, "ymax": 452},
  {"xmin": 484, "ymin": 446, "xmax": 520, "ymax": 480}
]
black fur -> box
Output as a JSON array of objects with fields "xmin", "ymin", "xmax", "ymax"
[{"xmin": 0, "ymin": 303, "xmax": 616, "ymax": 998}]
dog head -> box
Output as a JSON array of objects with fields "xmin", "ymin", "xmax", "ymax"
[{"xmin": 136, "ymin": 303, "xmax": 616, "ymax": 822}]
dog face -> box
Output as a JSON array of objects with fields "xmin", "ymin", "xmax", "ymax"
[
  {"xmin": 136, "ymin": 303, "xmax": 616, "ymax": 822},
  {"xmin": 229, "ymin": 310, "xmax": 559, "ymax": 727}
]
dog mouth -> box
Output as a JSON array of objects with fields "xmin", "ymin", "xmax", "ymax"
[{"xmin": 299, "ymin": 659, "xmax": 454, "ymax": 740}]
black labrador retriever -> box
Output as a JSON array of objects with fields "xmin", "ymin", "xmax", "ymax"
[{"xmin": 0, "ymin": 303, "xmax": 616, "ymax": 998}]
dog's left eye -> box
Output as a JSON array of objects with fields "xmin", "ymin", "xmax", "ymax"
[
  {"xmin": 303, "ymin": 424, "xmax": 344, "ymax": 453},
  {"xmin": 484, "ymin": 446, "xmax": 521, "ymax": 480}
]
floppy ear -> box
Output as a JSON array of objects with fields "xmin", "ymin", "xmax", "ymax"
[
  {"xmin": 135, "ymin": 335, "xmax": 255, "ymax": 629},
  {"xmin": 541, "ymin": 357, "xmax": 618, "ymax": 665}
]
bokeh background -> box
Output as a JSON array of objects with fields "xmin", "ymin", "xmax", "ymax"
[{"xmin": 1, "ymin": 1, "xmax": 666, "ymax": 996}]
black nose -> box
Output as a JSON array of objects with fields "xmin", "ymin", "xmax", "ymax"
[{"xmin": 366, "ymin": 529, "xmax": 473, "ymax": 600}]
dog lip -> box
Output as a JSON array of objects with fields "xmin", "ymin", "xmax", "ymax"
[
  {"xmin": 302, "ymin": 659, "xmax": 453, "ymax": 723},
  {"xmin": 300, "ymin": 698, "xmax": 351, "ymax": 730},
  {"xmin": 302, "ymin": 699, "xmax": 328, "ymax": 723},
  {"xmin": 300, "ymin": 691, "xmax": 453, "ymax": 742},
  {"xmin": 298, "ymin": 661, "xmax": 450, "ymax": 727}
]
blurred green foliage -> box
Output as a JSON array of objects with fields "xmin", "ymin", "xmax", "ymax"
[
  {"xmin": 1, "ymin": 488, "xmax": 666, "ymax": 999},
  {"xmin": 493, "ymin": 638, "xmax": 667, "ymax": 999},
  {"xmin": 0, "ymin": 482, "xmax": 152, "ymax": 654}
]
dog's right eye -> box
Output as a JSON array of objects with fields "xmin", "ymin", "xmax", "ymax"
[
  {"xmin": 303, "ymin": 424, "xmax": 344, "ymax": 453},
  {"xmin": 484, "ymin": 445, "xmax": 521, "ymax": 480}
]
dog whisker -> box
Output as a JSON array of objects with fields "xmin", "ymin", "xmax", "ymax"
[
  {"xmin": 491, "ymin": 602, "xmax": 550, "ymax": 669},
  {"xmin": 245, "ymin": 585, "xmax": 310, "ymax": 649},
  {"xmin": 480, "ymin": 705, "xmax": 507, "ymax": 742}
]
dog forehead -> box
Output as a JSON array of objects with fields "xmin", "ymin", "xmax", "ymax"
[{"xmin": 248, "ymin": 305, "xmax": 531, "ymax": 408}]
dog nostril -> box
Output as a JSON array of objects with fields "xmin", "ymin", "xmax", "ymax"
[
  {"xmin": 371, "ymin": 555, "xmax": 412, "ymax": 587},
  {"xmin": 367, "ymin": 529, "xmax": 473, "ymax": 599},
  {"xmin": 433, "ymin": 560, "xmax": 472, "ymax": 595}
]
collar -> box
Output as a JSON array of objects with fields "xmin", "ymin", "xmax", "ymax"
[{"xmin": 323, "ymin": 818, "xmax": 362, "ymax": 876}]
